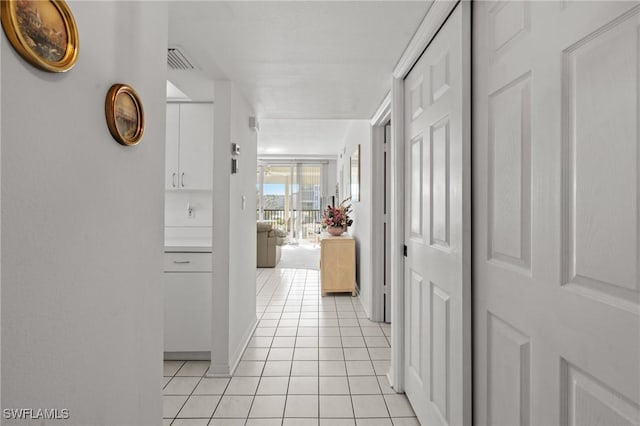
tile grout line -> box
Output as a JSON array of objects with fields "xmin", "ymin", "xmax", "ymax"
[
  {"xmin": 167, "ymin": 362, "xmax": 212, "ymax": 424},
  {"xmin": 205, "ymin": 372, "xmax": 232, "ymax": 425},
  {"xmin": 164, "ymin": 360, "xmax": 187, "ymax": 425},
  {"xmin": 164, "ymin": 266, "xmax": 406, "ymax": 425}
]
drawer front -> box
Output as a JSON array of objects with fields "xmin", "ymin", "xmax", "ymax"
[{"xmin": 164, "ymin": 252, "xmax": 212, "ymax": 272}]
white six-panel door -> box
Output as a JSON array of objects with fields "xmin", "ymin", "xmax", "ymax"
[
  {"xmin": 403, "ymin": 3, "xmax": 471, "ymax": 425},
  {"xmin": 473, "ymin": 1, "xmax": 640, "ymax": 424}
]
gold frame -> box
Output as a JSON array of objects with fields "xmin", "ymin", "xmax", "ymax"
[
  {"xmin": 105, "ymin": 84, "xmax": 145, "ymax": 147},
  {"xmin": 1, "ymin": 0, "xmax": 79, "ymax": 73}
]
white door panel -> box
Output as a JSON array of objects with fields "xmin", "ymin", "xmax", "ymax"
[
  {"xmin": 404, "ymin": 3, "xmax": 471, "ymax": 425},
  {"xmin": 474, "ymin": 2, "xmax": 640, "ymax": 425}
]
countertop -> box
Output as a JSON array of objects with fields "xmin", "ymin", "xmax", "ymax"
[
  {"xmin": 165, "ymin": 240, "xmax": 212, "ymax": 253},
  {"xmin": 320, "ymin": 233, "xmax": 353, "ymax": 240}
]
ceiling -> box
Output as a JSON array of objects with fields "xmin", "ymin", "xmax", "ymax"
[
  {"xmin": 168, "ymin": 1, "xmax": 431, "ymax": 155},
  {"xmin": 168, "ymin": 1, "xmax": 430, "ymax": 119},
  {"xmin": 257, "ymin": 119, "xmax": 360, "ymax": 156}
]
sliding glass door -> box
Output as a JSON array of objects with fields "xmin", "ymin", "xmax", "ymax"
[
  {"xmin": 257, "ymin": 165, "xmax": 295, "ymax": 235},
  {"xmin": 257, "ymin": 163, "xmax": 323, "ymax": 244},
  {"xmin": 298, "ymin": 164, "xmax": 322, "ymax": 241}
]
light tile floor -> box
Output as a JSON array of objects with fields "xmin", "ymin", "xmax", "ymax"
[{"xmin": 163, "ymin": 268, "xmax": 418, "ymax": 426}]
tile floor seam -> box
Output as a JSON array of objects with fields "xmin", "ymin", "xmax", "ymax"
[
  {"xmin": 164, "ymin": 267, "xmax": 415, "ymax": 426},
  {"xmin": 169, "ymin": 365, "xmax": 207, "ymax": 424},
  {"xmin": 204, "ymin": 372, "xmax": 231, "ymax": 425}
]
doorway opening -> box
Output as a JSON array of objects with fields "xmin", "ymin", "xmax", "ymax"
[
  {"xmin": 383, "ymin": 121, "xmax": 392, "ymax": 324},
  {"xmin": 256, "ymin": 163, "xmax": 324, "ymax": 245}
]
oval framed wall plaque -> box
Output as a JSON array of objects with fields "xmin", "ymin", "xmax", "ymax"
[
  {"xmin": 105, "ymin": 84, "xmax": 145, "ymax": 146},
  {"xmin": 1, "ymin": 0, "xmax": 79, "ymax": 73}
]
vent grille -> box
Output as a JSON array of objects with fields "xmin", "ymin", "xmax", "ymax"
[{"xmin": 167, "ymin": 47, "xmax": 197, "ymax": 70}]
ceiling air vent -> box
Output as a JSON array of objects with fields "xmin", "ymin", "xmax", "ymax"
[{"xmin": 167, "ymin": 47, "xmax": 197, "ymax": 70}]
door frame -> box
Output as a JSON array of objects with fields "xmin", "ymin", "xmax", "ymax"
[
  {"xmin": 370, "ymin": 92, "xmax": 391, "ymax": 323},
  {"xmin": 384, "ymin": 0, "xmax": 467, "ymax": 394},
  {"xmin": 256, "ymin": 161, "xmax": 326, "ymax": 241}
]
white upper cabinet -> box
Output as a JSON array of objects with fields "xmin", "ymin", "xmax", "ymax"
[
  {"xmin": 178, "ymin": 103, "xmax": 214, "ymax": 190},
  {"xmin": 165, "ymin": 103, "xmax": 213, "ymax": 191},
  {"xmin": 165, "ymin": 104, "xmax": 181, "ymax": 190}
]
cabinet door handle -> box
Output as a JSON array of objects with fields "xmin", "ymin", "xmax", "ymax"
[
  {"xmin": 172, "ymin": 173, "xmax": 177, "ymax": 188},
  {"xmin": 181, "ymin": 172, "xmax": 185, "ymax": 188},
  {"xmin": 173, "ymin": 260, "xmax": 191, "ymax": 264}
]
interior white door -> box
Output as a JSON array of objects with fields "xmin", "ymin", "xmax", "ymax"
[
  {"xmin": 403, "ymin": 2, "xmax": 471, "ymax": 425},
  {"xmin": 473, "ymin": 2, "xmax": 640, "ymax": 425}
]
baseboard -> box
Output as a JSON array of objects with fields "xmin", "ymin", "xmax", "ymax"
[
  {"xmin": 164, "ymin": 351, "xmax": 210, "ymax": 361},
  {"xmin": 206, "ymin": 362, "xmax": 232, "ymax": 377},
  {"xmin": 355, "ymin": 282, "xmax": 374, "ymax": 320},
  {"xmin": 205, "ymin": 316, "xmax": 258, "ymax": 378},
  {"xmin": 362, "ymin": 301, "xmax": 372, "ymax": 320},
  {"xmin": 228, "ymin": 316, "xmax": 258, "ymax": 376},
  {"xmin": 387, "ymin": 371, "xmax": 399, "ymax": 393}
]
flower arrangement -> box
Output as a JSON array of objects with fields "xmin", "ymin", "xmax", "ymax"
[{"xmin": 323, "ymin": 199, "xmax": 354, "ymax": 231}]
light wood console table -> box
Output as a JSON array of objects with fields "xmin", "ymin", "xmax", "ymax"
[{"xmin": 320, "ymin": 233, "xmax": 356, "ymax": 296}]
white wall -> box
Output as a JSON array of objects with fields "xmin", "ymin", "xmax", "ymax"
[
  {"xmin": 1, "ymin": 2, "xmax": 167, "ymax": 425},
  {"xmin": 228, "ymin": 85, "xmax": 258, "ymax": 365},
  {"xmin": 0, "ymin": 12, "xmax": 3, "ymax": 412},
  {"xmin": 326, "ymin": 160, "xmax": 338, "ymax": 205},
  {"xmin": 0, "ymin": 11, "xmax": 3, "ymax": 411},
  {"xmin": 165, "ymin": 191, "xmax": 212, "ymax": 245},
  {"xmin": 211, "ymin": 82, "xmax": 232, "ymax": 375},
  {"xmin": 211, "ymin": 81, "xmax": 257, "ymax": 376},
  {"xmin": 338, "ymin": 121, "xmax": 373, "ymax": 317}
]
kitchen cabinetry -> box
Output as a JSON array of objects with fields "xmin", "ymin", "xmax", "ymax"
[
  {"xmin": 320, "ymin": 234, "xmax": 356, "ymax": 296},
  {"xmin": 164, "ymin": 251, "xmax": 212, "ymax": 356},
  {"xmin": 165, "ymin": 103, "xmax": 213, "ymax": 190}
]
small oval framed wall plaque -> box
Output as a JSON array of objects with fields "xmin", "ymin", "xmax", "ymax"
[
  {"xmin": 105, "ymin": 84, "xmax": 145, "ymax": 146},
  {"xmin": 1, "ymin": 0, "xmax": 79, "ymax": 73}
]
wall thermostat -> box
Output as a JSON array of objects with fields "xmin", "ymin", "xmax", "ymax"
[{"xmin": 231, "ymin": 143, "xmax": 240, "ymax": 155}]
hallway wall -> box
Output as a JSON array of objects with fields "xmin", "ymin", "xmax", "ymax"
[
  {"xmin": 1, "ymin": 2, "xmax": 168, "ymax": 424},
  {"xmin": 228, "ymin": 84, "xmax": 258, "ymax": 366},
  {"xmin": 326, "ymin": 159, "xmax": 338, "ymax": 205},
  {"xmin": 339, "ymin": 121, "xmax": 373, "ymax": 317},
  {"xmin": 211, "ymin": 81, "xmax": 258, "ymax": 376}
]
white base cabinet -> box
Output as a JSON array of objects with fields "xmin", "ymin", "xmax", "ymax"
[{"xmin": 163, "ymin": 252, "xmax": 211, "ymax": 354}]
